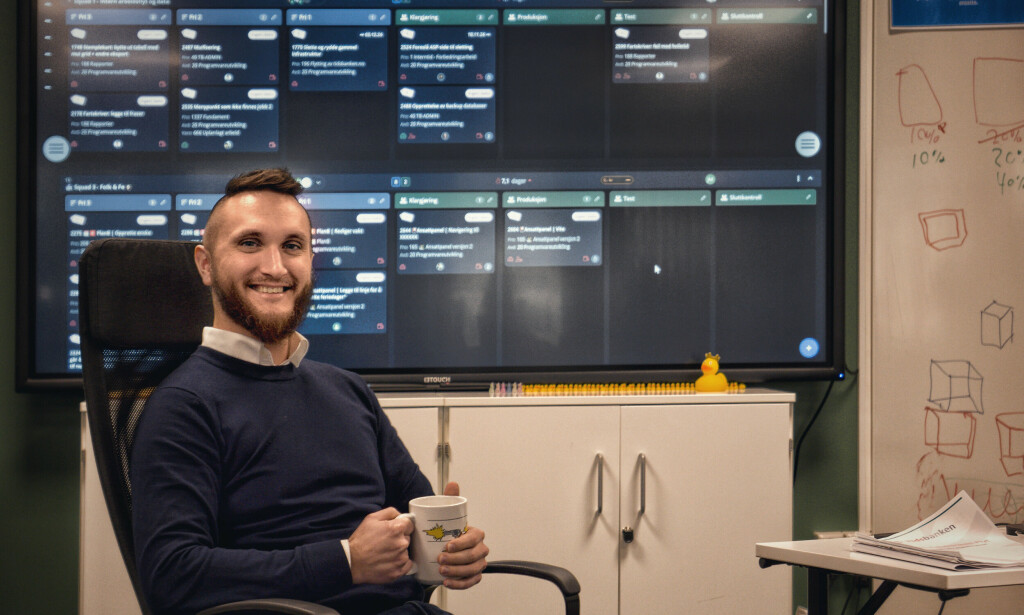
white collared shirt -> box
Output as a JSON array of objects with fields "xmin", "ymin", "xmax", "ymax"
[{"xmin": 201, "ymin": 326, "xmax": 310, "ymax": 367}]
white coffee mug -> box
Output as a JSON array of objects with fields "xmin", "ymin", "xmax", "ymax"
[{"xmin": 399, "ymin": 495, "xmax": 469, "ymax": 585}]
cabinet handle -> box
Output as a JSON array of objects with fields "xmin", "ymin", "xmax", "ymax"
[
  {"xmin": 595, "ymin": 453, "xmax": 604, "ymax": 515},
  {"xmin": 623, "ymin": 454, "xmax": 647, "ymax": 544},
  {"xmin": 638, "ymin": 453, "xmax": 646, "ymax": 517}
]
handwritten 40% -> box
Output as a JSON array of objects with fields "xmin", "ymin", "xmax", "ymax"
[
  {"xmin": 995, "ymin": 172, "xmax": 1024, "ymax": 195},
  {"xmin": 911, "ymin": 150, "xmax": 945, "ymax": 168}
]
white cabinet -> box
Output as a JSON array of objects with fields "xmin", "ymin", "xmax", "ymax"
[
  {"xmin": 445, "ymin": 404, "xmax": 621, "ymax": 615},
  {"xmin": 617, "ymin": 403, "xmax": 792, "ymax": 615},
  {"xmin": 82, "ymin": 392, "xmax": 793, "ymax": 615},
  {"xmin": 378, "ymin": 390, "xmax": 794, "ymax": 615}
]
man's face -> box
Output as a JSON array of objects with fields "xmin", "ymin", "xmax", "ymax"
[{"xmin": 195, "ymin": 191, "xmax": 314, "ymax": 345}]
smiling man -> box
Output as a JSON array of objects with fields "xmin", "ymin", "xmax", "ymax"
[
  {"xmin": 130, "ymin": 169, "xmax": 487, "ymax": 615},
  {"xmin": 194, "ymin": 172, "xmax": 315, "ymax": 365}
]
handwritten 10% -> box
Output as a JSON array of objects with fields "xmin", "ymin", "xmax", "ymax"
[{"xmin": 912, "ymin": 150, "xmax": 944, "ymax": 168}]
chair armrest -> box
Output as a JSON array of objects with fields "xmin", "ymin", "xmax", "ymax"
[
  {"xmin": 197, "ymin": 598, "xmax": 340, "ymax": 615},
  {"xmin": 196, "ymin": 562, "xmax": 581, "ymax": 615},
  {"xmin": 484, "ymin": 559, "xmax": 581, "ymax": 598}
]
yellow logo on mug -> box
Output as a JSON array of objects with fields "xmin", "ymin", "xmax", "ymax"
[{"xmin": 424, "ymin": 523, "xmax": 467, "ymax": 541}]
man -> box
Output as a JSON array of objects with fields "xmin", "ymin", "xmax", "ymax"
[{"xmin": 131, "ymin": 168, "xmax": 488, "ymax": 615}]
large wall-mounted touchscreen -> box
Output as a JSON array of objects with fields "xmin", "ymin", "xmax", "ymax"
[{"xmin": 19, "ymin": 0, "xmax": 845, "ymax": 390}]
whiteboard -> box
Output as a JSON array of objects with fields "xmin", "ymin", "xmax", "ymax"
[{"xmin": 862, "ymin": 0, "xmax": 1024, "ymax": 612}]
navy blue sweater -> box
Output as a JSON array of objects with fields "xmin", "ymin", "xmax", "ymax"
[{"xmin": 130, "ymin": 347, "xmax": 433, "ymax": 615}]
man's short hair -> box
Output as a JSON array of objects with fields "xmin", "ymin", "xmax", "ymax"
[
  {"xmin": 204, "ymin": 168, "xmax": 308, "ymax": 248},
  {"xmin": 223, "ymin": 168, "xmax": 304, "ymax": 199}
]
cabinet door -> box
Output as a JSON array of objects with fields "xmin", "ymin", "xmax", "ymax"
[
  {"xmin": 446, "ymin": 404, "xmax": 620, "ymax": 615},
  {"xmin": 619, "ymin": 403, "xmax": 792, "ymax": 615},
  {"xmin": 383, "ymin": 406, "xmax": 443, "ymax": 492}
]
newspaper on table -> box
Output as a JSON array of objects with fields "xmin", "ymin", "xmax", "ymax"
[{"xmin": 852, "ymin": 490, "xmax": 1024, "ymax": 570}]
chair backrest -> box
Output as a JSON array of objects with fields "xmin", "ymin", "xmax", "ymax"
[{"xmin": 79, "ymin": 238, "xmax": 213, "ymax": 615}]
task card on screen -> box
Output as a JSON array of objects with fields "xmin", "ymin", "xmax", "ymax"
[
  {"xmin": 303, "ymin": 270, "xmax": 386, "ymax": 334},
  {"xmin": 66, "ymin": 9, "xmax": 170, "ymax": 91},
  {"xmin": 397, "ymin": 27, "xmax": 495, "ymax": 85},
  {"xmin": 66, "ymin": 194, "xmax": 171, "ymax": 256},
  {"xmin": 398, "ymin": 86, "xmax": 495, "ymax": 143},
  {"xmin": 396, "ymin": 202, "xmax": 496, "ymax": 274},
  {"xmin": 287, "ymin": 9, "xmax": 390, "ymax": 91},
  {"xmin": 301, "ymin": 193, "xmax": 390, "ymax": 269},
  {"xmin": 612, "ymin": 26, "xmax": 709, "ymax": 83},
  {"xmin": 178, "ymin": 26, "xmax": 279, "ymax": 86},
  {"xmin": 69, "ymin": 93, "xmax": 168, "ymax": 151},
  {"xmin": 504, "ymin": 192, "xmax": 604, "ymax": 267},
  {"xmin": 179, "ymin": 86, "xmax": 278, "ymax": 152},
  {"xmin": 65, "ymin": 194, "xmax": 169, "ymax": 370},
  {"xmin": 174, "ymin": 193, "xmax": 219, "ymax": 241}
]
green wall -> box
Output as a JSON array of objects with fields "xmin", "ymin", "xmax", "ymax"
[
  {"xmin": 0, "ymin": 2, "xmax": 861, "ymax": 612},
  {"xmin": 782, "ymin": 1, "xmax": 862, "ymax": 609},
  {"xmin": 1, "ymin": 3, "xmax": 88, "ymax": 613}
]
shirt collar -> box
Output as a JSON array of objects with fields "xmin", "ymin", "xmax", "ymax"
[{"xmin": 201, "ymin": 327, "xmax": 309, "ymax": 367}]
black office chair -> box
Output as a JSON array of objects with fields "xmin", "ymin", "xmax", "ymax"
[{"xmin": 79, "ymin": 238, "xmax": 580, "ymax": 615}]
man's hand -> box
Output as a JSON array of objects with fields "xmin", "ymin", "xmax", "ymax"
[
  {"xmin": 348, "ymin": 508, "xmax": 415, "ymax": 585},
  {"xmin": 438, "ymin": 482, "xmax": 489, "ymax": 589}
]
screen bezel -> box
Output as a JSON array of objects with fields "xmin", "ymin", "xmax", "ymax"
[{"xmin": 15, "ymin": 0, "xmax": 846, "ymax": 392}]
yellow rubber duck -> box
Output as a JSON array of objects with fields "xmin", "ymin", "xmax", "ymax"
[{"xmin": 695, "ymin": 353, "xmax": 729, "ymax": 392}]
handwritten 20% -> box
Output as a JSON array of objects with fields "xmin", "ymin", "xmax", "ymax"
[{"xmin": 911, "ymin": 150, "xmax": 944, "ymax": 168}]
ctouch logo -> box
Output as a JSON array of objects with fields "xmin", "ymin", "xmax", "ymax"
[{"xmin": 423, "ymin": 376, "xmax": 452, "ymax": 384}]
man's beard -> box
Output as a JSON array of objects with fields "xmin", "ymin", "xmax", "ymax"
[{"xmin": 212, "ymin": 271, "xmax": 314, "ymax": 345}]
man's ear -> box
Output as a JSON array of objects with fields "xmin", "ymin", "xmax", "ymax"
[{"xmin": 194, "ymin": 243, "xmax": 214, "ymax": 287}]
